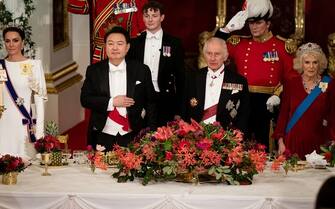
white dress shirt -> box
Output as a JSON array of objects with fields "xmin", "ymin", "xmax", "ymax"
[
  {"xmin": 203, "ymin": 64, "xmax": 225, "ymax": 124},
  {"xmin": 102, "ymin": 60, "xmax": 128, "ymax": 136},
  {"xmin": 144, "ymin": 29, "xmax": 163, "ymax": 92}
]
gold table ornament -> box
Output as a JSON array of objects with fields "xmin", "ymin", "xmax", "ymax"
[
  {"xmin": 41, "ymin": 153, "xmax": 51, "ymax": 176},
  {"xmin": 2, "ymin": 172, "xmax": 19, "ymax": 185}
]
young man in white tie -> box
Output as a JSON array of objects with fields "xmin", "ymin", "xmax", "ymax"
[
  {"xmin": 81, "ymin": 27, "xmax": 157, "ymax": 150},
  {"xmin": 127, "ymin": 0, "xmax": 185, "ymax": 127}
]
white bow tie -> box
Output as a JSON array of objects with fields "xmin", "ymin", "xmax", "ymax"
[{"xmin": 147, "ymin": 34, "xmax": 159, "ymax": 39}]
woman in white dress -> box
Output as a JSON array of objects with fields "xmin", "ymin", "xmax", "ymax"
[{"xmin": 0, "ymin": 26, "xmax": 47, "ymax": 159}]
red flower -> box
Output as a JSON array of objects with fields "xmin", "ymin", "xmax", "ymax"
[
  {"xmin": 165, "ymin": 151, "xmax": 173, "ymax": 161},
  {"xmin": 87, "ymin": 145, "xmax": 93, "ymax": 151},
  {"xmin": 154, "ymin": 126, "xmax": 173, "ymax": 141},
  {"xmin": 196, "ymin": 138, "xmax": 213, "ymax": 150},
  {"xmin": 211, "ymin": 130, "xmax": 225, "ymax": 141},
  {"xmin": 256, "ymin": 144, "xmax": 266, "ymax": 151},
  {"xmin": 324, "ymin": 152, "xmax": 332, "ymax": 161},
  {"xmin": 177, "ymin": 120, "xmax": 196, "ymax": 136}
]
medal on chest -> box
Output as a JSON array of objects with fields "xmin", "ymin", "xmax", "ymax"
[
  {"xmin": 263, "ymin": 51, "xmax": 279, "ymax": 62},
  {"xmin": 20, "ymin": 63, "xmax": 32, "ymax": 76}
]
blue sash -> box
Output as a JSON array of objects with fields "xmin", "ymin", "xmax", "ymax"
[
  {"xmin": 0, "ymin": 59, "xmax": 37, "ymax": 142},
  {"xmin": 285, "ymin": 75, "xmax": 332, "ymax": 134}
]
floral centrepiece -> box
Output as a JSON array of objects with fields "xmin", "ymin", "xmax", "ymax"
[
  {"xmin": 113, "ymin": 119, "xmax": 267, "ymax": 185},
  {"xmin": 0, "ymin": 154, "xmax": 25, "ymax": 175},
  {"xmin": 34, "ymin": 135, "xmax": 61, "ymax": 153},
  {"xmin": 86, "ymin": 145, "xmax": 108, "ymax": 173},
  {"xmin": 320, "ymin": 140, "xmax": 335, "ymax": 167}
]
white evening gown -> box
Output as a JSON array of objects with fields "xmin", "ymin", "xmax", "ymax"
[{"xmin": 0, "ymin": 59, "xmax": 47, "ymax": 159}]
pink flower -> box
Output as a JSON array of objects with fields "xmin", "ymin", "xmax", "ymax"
[
  {"xmin": 165, "ymin": 151, "xmax": 173, "ymax": 161},
  {"xmin": 211, "ymin": 130, "xmax": 225, "ymax": 141},
  {"xmin": 249, "ymin": 150, "xmax": 267, "ymax": 172},
  {"xmin": 271, "ymin": 155, "xmax": 286, "ymax": 171},
  {"xmin": 233, "ymin": 130, "xmax": 243, "ymax": 142},
  {"xmin": 176, "ymin": 147, "xmax": 197, "ymax": 169},
  {"xmin": 226, "ymin": 146, "xmax": 243, "ymax": 165},
  {"xmin": 87, "ymin": 145, "xmax": 93, "ymax": 151},
  {"xmin": 154, "ymin": 126, "xmax": 173, "ymax": 141},
  {"xmin": 190, "ymin": 119, "xmax": 204, "ymax": 131},
  {"xmin": 256, "ymin": 144, "xmax": 266, "ymax": 151},
  {"xmin": 120, "ymin": 152, "xmax": 142, "ymax": 171},
  {"xmin": 196, "ymin": 138, "xmax": 213, "ymax": 150},
  {"xmin": 199, "ymin": 150, "xmax": 221, "ymax": 167},
  {"xmin": 177, "ymin": 120, "xmax": 196, "ymax": 136},
  {"xmin": 177, "ymin": 140, "xmax": 191, "ymax": 150},
  {"xmin": 142, "ymin": 143, "xmax": 156, "ymax": 162}
]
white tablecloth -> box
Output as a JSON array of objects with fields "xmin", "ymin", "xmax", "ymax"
[{"xmin": 0, "ymin": 163, "xmax": 334, "ymax": 209}]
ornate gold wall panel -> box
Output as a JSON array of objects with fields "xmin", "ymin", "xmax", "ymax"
[{"xmin": 45, "ymin": 62, "xmax": 83, "ymax": 94}]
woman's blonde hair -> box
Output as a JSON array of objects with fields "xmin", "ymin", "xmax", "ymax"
[{"xmin": 293, "ymin": 42, "xmax": 328, "ymax": 74}]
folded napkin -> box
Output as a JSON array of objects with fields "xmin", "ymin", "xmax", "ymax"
[{"xmin": 305, "ymin": 150, "xmax": 327, "ymax": 167}]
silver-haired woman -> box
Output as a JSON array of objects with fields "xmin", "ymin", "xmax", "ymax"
[{"xmin": 273, "ymin": 42, "xmax": 335, "ymax": 158}]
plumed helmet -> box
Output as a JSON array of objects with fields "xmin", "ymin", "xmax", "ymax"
[{"xmin": 244, "ymin": 0, "xmax": 273, "ymax": 22}]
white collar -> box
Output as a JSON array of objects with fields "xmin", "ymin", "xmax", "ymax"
[
  {"xmin": 146, "ymin": 29, "xmax": 163, "ymax": 39},
  {"xmin": 109, "ymin": 59, "xmax": 126, "ymax": 72},
  {"xmin": 208, "ymin": 64, "xmax": 225, "ymax": 77}
]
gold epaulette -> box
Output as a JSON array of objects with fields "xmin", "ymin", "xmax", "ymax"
[
  {"xmin": 276, "ymin": 35, "xmax": 298, "ymax": 54},
  {"xmin": 227, "ymin": 35, "xmax": 251, "ymax": 46},
  {"xmin": 227, "ymin": 35, "xmax": 241, "ymax": 46}
]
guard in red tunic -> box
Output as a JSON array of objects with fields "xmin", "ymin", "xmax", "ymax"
[
  {"xmin": 215, "ymin": 0, "xmax": 299, "ymax": 150},
  {"xmin": 68, "ymin": 0, "xmax": 147, "ymax": 63}
]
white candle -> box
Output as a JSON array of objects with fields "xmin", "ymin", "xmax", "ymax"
[
  {"xmin": 0, "ymin": 82, "xmax": 3, "ymax": 106},
  {"xmin": 0, "ymin": 69, "xmax": 8, "ymax": 107}
]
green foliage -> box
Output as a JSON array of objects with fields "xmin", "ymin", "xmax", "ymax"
[
  {"xmin": 45, "ymin": 121, "xmax": 59, "ymax": 137},
  {"xmin": 0, "ymin": 0, "xmax": 36, "ymax": 58}
]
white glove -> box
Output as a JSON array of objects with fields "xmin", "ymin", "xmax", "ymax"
[
  {"xmin": 266, "ymin": 95, "xmax": 280, "ymax": 113},
  {"xmin": 225, "ymin": 10, "xmax": 248, "ymax": 32}
]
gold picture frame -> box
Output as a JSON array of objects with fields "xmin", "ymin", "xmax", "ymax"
[{"xmin": 53, "ymin": 0, "xmax": 69, "ymax": 51}]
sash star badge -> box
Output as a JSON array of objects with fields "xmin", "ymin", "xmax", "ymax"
[
  {"xmin": 15, "ymin": 97, "xmax": 24, "ymax": 106},
  {"xmin": 190, "ymin": 98, "xmax": 198, "ymax": 107}
]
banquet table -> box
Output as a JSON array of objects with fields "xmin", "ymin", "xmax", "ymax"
[{"xmin": 0, "ymin": 163, "xmax": 334, "ymax": 209}]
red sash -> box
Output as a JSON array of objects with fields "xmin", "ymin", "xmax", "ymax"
[
  {"xmin": 108, "ymin": 107, "xmax": 129, "ymax": 131},
  {"xmin": 202, "ymin": 104, "xmax": 218, "ymax": 121}
]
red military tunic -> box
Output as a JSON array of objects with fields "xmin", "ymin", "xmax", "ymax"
[
  {"xmin": 227, "ymin": 33, "xmax": 298, "ymax": 94},
  {"xmin": 68, "ymin": 0, "xmax": 147, "ymax": 63}
]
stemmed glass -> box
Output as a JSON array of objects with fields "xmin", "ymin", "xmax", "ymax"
[
  {"xmin": 41, "ymin": 153, "xmax": 51, "ymax": 176},
  {"xmin": 62, "ymin": 150, "xmax": 72, "ymax": 165}
]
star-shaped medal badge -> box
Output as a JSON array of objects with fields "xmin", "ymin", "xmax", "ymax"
[
  {"xmin": 15, "ymin": 97, "xmax": 24, "ymax": 106},
  {"xmin": 190, "ymin": 98, "xmax": 198, "ymax": 107}
]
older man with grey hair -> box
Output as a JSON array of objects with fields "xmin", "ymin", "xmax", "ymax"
[{"xmin": 182, "ymin": 37, "xmax": 250, "ymax": 135}]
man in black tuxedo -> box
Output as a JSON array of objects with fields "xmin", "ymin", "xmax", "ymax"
[
  {"xmin": 81, "ymin": 27, "xmax": 157, "ymax": 150},
  {"xmin": 127, "ymin": 0, "xmax": 184, "ymax": 127},
  {"xmin": 182, "ymin": 37, "xmax": 250, "ymax": 134}
]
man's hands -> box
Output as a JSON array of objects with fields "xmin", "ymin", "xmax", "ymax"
[
  {"xmin": 266, "ymin": 95, "xmax": 280, "ymax": 113},
  {"xmin": 113, "ymin": 95, "xmax": 135, "ymax": 107},
  {"xmin": 223, "ymin": 10, "xmax": 248, "ymax": 33}
]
